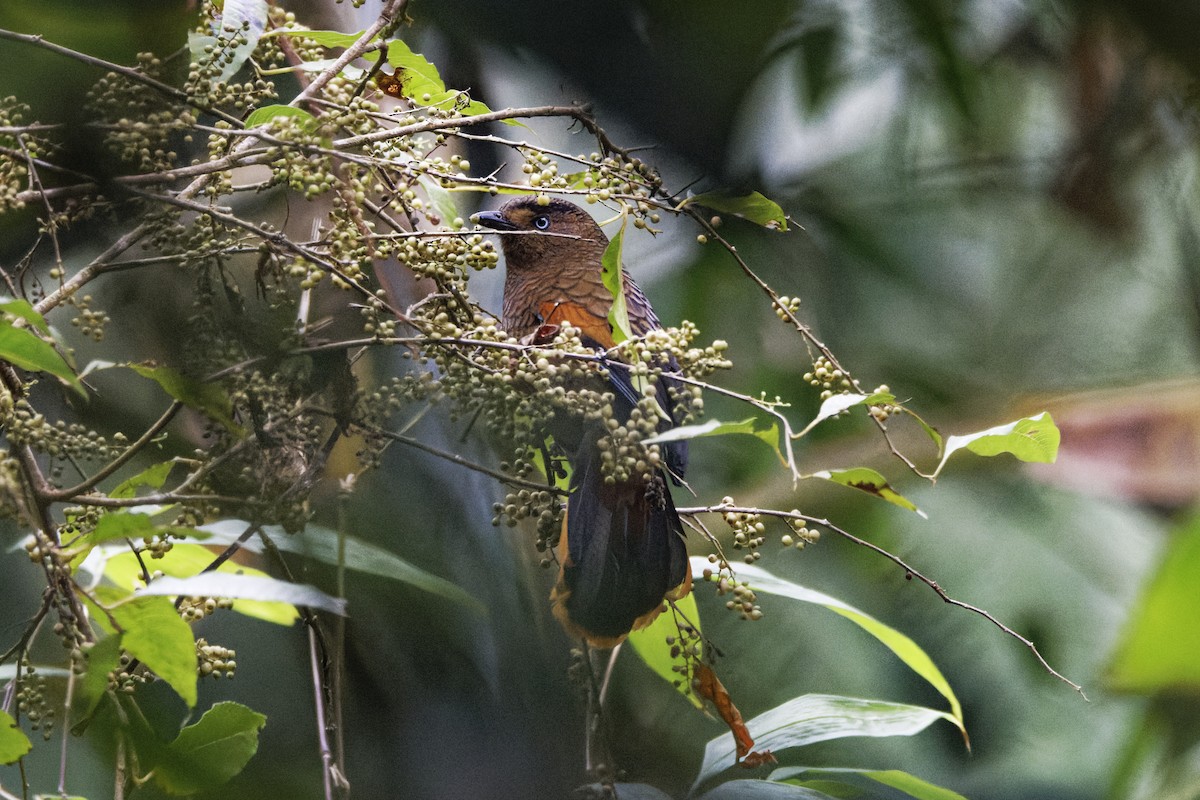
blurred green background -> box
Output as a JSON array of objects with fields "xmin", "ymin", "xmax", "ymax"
[{"xmin": 2, "ymin": 1, "xmax": 1199, "ymax": 798}]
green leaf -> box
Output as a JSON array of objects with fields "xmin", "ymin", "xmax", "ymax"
[
  {"xmin": 155, "ymin": 701, "xmax": 266, "ymax": 796},
  {"xmin": 110, "ymin": 460, "xmax": 175, "ymax": 499},
  {"xmin": 601, "ymin": 215, "xmax": 633, "ymax": 344},
  {"xmin": 0, "ymin": 321, "xmax": 84, "ymax": 396},
  {"xmin": 137, "ymin": 573, "xmax": 347, "ymax": 616},
  {"xmin": 812, "ymin": 467, "xmax": 925, "ymax": 516},
  {"xmin": 682, "ymin": 190, "xmax": 789, "ymax": 231},
  {"xmin": 88, "ymin": 512, "xmax": 158, "ymax": 545},
  {"xmin": 0, "ymin": 709, "xmax": 32, "ymax": 764},
  {"xmin": 627, "ymin": 592, "xmax": 703, "ymax": 709},
  {"xmin": 77, "ymin": 633, "xmax": 124, "ymax": 720},
  {"xmin": 200, "ymin": 520, "xmax": 486, "ymax": 614},
  {"xmin": 772, "ymin": 768, "xmax": 968, "ymax": 800},
  {"xmin": 380, "ymin": 39, "xmax": 494, "ymax": 117},
  {"xmin": 128, "ymin": 364, "xmax": 237, "ymax": 432},
  {"xmin": 1107, "ymin": 513, "xmax": 1200, "ymax": 692},
  {"xmin": 0, "ymin": 296, "xmax": 51, "ymax": 333},
  {"xmin": 645, "ymin": 417, "xmax": 786, "ymax": 466},
  {"xmin": 262, "ymin": 29, "xmax": 366, "ymax": 48},
  {"xmin": 705, "ymin": 560, "xmax": 964, "ymax": 735},
  {"xmin": 108, "ymin": 596, "xmax": 197, "ymax": 708},
  {"xmin": 694, "ymin": 695, "xmax": 958, "ymax": 791},
  {"xmin": 244, "ymin": 104, "xmax": 317, "ymax": 130},
  {"xmin": 932, "ymin": 412, "xmax": 1059, "ymax": 478},
  {"xmin": 100, "ymin": 543, "xmax": 299, "ymax": 626},
  {"xmin": 796, "ymin": 392, "xmax": 895, "ymax": 437}
]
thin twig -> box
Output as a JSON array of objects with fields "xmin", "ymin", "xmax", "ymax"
[{"xmin": 678, "ymin": 503, "xmax": 1086, "ymax": 697}]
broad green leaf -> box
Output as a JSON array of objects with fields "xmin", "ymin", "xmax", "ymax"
[
  {"xmin": 199, "ymin": 521, "xmax": 485, "ymax": 614},
  {"xmin": 155, "ymin": 701, "xmax": 266, "ymax": 796},
  {"xmin": 0, "ymin": 709, "xmax": 32, "ymax": 764},
  {"xmin": 108, "ymin": 596, "xmax": 197, "ymax": 707},
  {"xmin": 681, "ymin": 190, "xmax": 789, "ymax": 231},
  {"xmin": 101, "ymin": 543, "xmax": 299, "ymax": 626},
  {"xmin": 0, "ymin": 321, "xmax": 84, "ymax": 396},
  {"xmin": 137, "ymin": 573, "xmax": 346, "ymax": 616},
  {"xmin": 812, "ymin": 467, "xmax": 925, "ymax": 517},
  {"xmin": 699, "ymin": 780, "xmax": 840, "ymax": 799},
  {"xmin": 380, "ymin": 39, "xmax": 494, "ymax": 117},
  {"xmin": 645, "ymin": 417, "xmax": 785, "ymax": 466},
  {"xmin": 1107, "ymin": 513, "xmax": 1200, "ymax": 692},
  {"xmin": 627, "ymin": 592, "xmax": 703, "ymax": 709},
  {"xmin": 244, "ymin": 104, "xmax": 317, "ymax": 129},
  {"xmin": 932, "ymin": 412, "xmax": 1059, "ymax": 478},
  {"xmin": 77, "ymin": 633, "xmax": 123, "ymax": 720},
  {"xmin": 128, "ymin": 364, "xmax": 237, "ymax": 432},
  {"xmin": 110, "ymin": 460, "xmax": 175, "ymax": 499},
  {"xmin": 87, "ymin": 512, "xmax": 158, "ymax": 545},
  {"xmin": 601, "ymin": 216, "xmax": 633, "ymax": 344},
  {"xmin": 0, "ymin": 297, "xmax": 51, "ymax": 333},
  {"xmin": 796, "ymin": 392, "xmax": 895, "ymax": 437},
  {"xmin": 694, "ymin": 695, "xmax": 957, "ymax": 791},
  {"xmin": 702, "ymin": 560, "xmax": 964, "ymax": 735},
  {"xmin": 772, "ymin": 768, "xmax": 968, "ymax": 800}
]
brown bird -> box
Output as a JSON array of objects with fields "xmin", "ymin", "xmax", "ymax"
[{"xmin": 472, "ymin": 196, "xmax": 692, "ymax": 647}]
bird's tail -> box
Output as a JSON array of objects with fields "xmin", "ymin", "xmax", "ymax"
[{"xmin": 551, "ymin": 434, "xmax": 691, "ymax": 647}]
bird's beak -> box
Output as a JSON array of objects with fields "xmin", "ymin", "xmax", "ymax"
[{"xmin": 471, "ymin": 210, "xmax": 518, "ymax": 231}]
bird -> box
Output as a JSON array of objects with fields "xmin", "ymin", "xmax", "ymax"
[{"xmin": 472, "ymin": 196, "xmax": 692, "ymax": 647}]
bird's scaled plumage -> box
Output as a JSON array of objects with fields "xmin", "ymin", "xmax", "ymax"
[{"xmin": 473, "ymin": 196, "xmax": 691, "ymax": 646}]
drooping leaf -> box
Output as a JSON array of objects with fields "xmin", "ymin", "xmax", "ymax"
[
  {"xmin": 0, "ymin": 710, "xmax": 32, "ymax": 764},
  {"xmin": 695, "ymin": 663, "xmax": 773, "ymax": 767},
  {"xmin": 601, "ymin": 216, "xmax": 634, "ymax": 344},
  {"xmin": 796, "ymin": 392, "xmax": 895, "ymax": 437},
  {"xmin": 932, "ymin": 412, "xmax": 1059, "ymax": 478},
  {"xmin": 682, "ymin": 190, "xmax": 789, "ymax": 231},
  {"xmin": 110, "ymin": 460, "xmax": 176, "ymax": 499},
  {"xmin": 700, "ymin": 559, "xmax": 965, "ymax": 737},
  {"xmin": 108, "ymin": 596, "xmax": 197, "ymax": 707},
  {"xmin": 694, "ymin": 695, "xmax": 958, "ymax": 791},
  {"xmin": 154, "ymin": 702, "xmax": 266, "ymax": 796},
  {"xmin": 77, "ymin": 633, "xmax": 124, "ymax": 720},
  {"xmin": 244, "ymin": 104, "xmax": 317, "ymax": 130},
  {"xmin": 628, "ymin": 592, "xmax": 704, "ymax": 709},
  {"xmin": 645, "ymin": 417, "xmax": 785, "ymax": 466},
  {"xmin": 812, "ymin": 467, "xmax": 925, "ymax": 516},
  {"xmin": 199, "ymin": 520, "xmax": 485, "ymax": 614},
  {"xmin": 698, "ymin": 780, "xmax": 842, "ymax": 800},
  {"xmin": 1107, "ymin": 513, "xmax": 1200, "ymax": 692},
  {"xmin": 0, "ymin": 321, "xmax": 84, "ymax": 396},
  {"xmin": 0, "ymin": 297, "xmax": 51, "ymax": 333},
  {"xmin": 100, "ymin": 543, "xmax": 299, "ymax": 626},
  {"xmin": 137, "ymin": 573, "xmax": 346, "ymax": 616},
  {"xmin": 772, "ymin": 767, "xmax": 968, "ymax": 800},
  {"xmin": 128, "ymin": 364, "xmax": 237, "ymax": 432},
  {"xmin": 261, "ymin": 29, "xmax": 366, "ymax": 49}
]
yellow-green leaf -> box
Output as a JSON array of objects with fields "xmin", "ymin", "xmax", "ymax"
[
  {"xmin": 681, "ymin": 190, "xmax": 789, "ymax": 231},
  {"xmin": 109, "ymin": 596, "xmax": 197, "ymax": 707},
  {"xmin": 0, "ymin": 710, "xmax": 32, "ymax": 764},
  {"xmin": 155, "ymin": 702, "xmax": 266, "ymax": 796},
  {"xmin": 128, "ymin": 364, "xmax": 237, "ymax": 432},
  {"xmin": 812, "ymin": 467, "xmax": 925, "ymax": 517},
  {"xmin": 628, "ymin": 592, "xmax": 703, "ymax": 709},
  {"xmin": 0, "ymin": 321, "xmax": 84, "ymax": 396},
  {"xmin": 932, "ymin": 412, "xmax": 1059, "ymax": 478},
  {"xmin": 601, "ymin": 216, "xmax": 633, "ymax": 344},
  {"xmin": 703, "ymin": 559, "xmax": 964, "ymax": 735},
  {"xmin": 645, "ymin": 417, "xmax": 785, "ymax": 466}
]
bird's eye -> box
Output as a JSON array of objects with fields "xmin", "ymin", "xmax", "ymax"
[{"xmin": 533, "ymin": 215, "xmax": 551, "ymax": 231}]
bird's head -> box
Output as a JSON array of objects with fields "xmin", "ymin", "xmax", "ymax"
[{"xmin": 471, "ymin": 196, "xmax": 608, "ymax": 271}]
